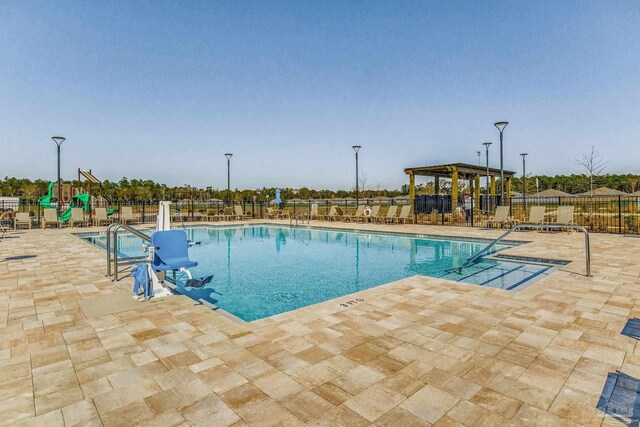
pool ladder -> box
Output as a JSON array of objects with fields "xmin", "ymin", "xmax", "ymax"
[
  {"xmin": 457, "ymin": 222, "xmax": 592, "ymax": 277},
  {"xmin": 290, "ymin": 209, "xmax": 310, "ymax": 227},
  {"xmin": 105, "ymin": 223, "xmax": 151, "ymax": 281}
]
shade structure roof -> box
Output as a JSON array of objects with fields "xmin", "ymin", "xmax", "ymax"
[
  {"xmin": 404, "ymin": 163, "xmax": 515, "ymax": 179},
  {"xmin": 531, "ymin": 188, "xmax": 572, "ymax": 197},
  {"xmin": 576, "ymin": 187, "xmax": 629, "ymax": 196}
]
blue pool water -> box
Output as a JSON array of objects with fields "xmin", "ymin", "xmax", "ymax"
[{"xmin": 81, "ymin": 225, "xmax": 553, "ymax": 321}]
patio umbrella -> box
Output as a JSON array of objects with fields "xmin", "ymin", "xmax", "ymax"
[{"xmin": 275, "ymin": 188, "xmax": 281, "ymax": 205}]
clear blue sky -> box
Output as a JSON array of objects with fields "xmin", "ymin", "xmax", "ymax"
[{"xmin": 1, "ymin": 1, "xmax": 639, "ymax": 190}]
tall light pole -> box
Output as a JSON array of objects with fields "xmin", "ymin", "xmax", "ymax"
[
  {"xmin": 494, "ymin": 121, "xmax": 508, "ymax": 203},
  {"xmin": 476, "ymin": 150, "xmax": 481, "ymax": 167},
  {"xmin": 482, "ymin": 142, "xmax": 492, "ymax": 198},
  {"xmin": 225, "ymin": 153, "xmax": 233, "ymax": 205},
  {"xmin": 520, "ymin": 153, "xmax": 528, "ymax": 211},
  {"xmin": 52, "ymin": 136, "xmax": 66, "ymax": 217},
  {"xmin": 352, "ymin": 145, "xmax": 361, "ymax": 206}
]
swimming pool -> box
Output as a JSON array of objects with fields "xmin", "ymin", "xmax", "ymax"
[{"xmin": 81, "ymin": 225, "xmax": 554, "ymax": 321}]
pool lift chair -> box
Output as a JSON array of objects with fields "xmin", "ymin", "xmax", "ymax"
[{"xmin": 132, "ymin": 202, "xmax": 212, "ymax": 300}]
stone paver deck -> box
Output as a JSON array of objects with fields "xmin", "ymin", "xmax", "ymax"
[{"xmin": 1, "ymin": 220, "xmax": 638, "ymax": 426}]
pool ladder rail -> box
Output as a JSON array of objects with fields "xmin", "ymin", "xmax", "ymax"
[
  {"xmin": 106, "ymin": 223, "xmax": 151, "ymax": 281},
  {"xmin": 290, "ymin": 209, "xmax": 310, "ymax": 227},
  {"xmin": 456, "ymin": 222, "xmax": 592, "ymax": 277}
]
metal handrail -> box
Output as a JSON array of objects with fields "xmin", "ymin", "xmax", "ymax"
[
  {"xmin": 290, "ymin": 209, "xmax": 309, "ymax": 227},
  {"xmin": 106, "ymin": 223, "xmax": 151, "ymax": 280},
  {"xmin": 459, "ymin": 222, "xmax": 592, "ymax": 277}
]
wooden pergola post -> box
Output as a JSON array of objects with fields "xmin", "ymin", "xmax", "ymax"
[
  {"xmin": 409, "ymin": 173, "xmax": 415, "ymax": 205},
  {"xmin": 434, "ymin": 177, "xmax": 440, "ymax": 195},
  {"xmin": 474, "ymin": 174, "xmax": 480, "ymax": 213},
  {"xmin": 490, "ymin": 176, "xmax": 496, "ymax": 196},
  {"xmin": 506, "ymin": 177, "xmax": 512, "ymax": 200},
  {"xmin": 451, "ymin": 168, "xmax": 458, "ymax": 213}
]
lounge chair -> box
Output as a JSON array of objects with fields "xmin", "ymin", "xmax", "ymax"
[
  {"xmin": 321, "ymin": 206, "xmax": 337, "ymax": 221},
  {"xmin": 484, "ymin": 206, "xmax": 511, "ymax": 229},
  {"xmin": 543, "ymin": 205, "xmax": 575, "ymax": 233},
  {"xmin": 345, "ymin": 206, "xmax": 365, "ymax": 222},
  {"xmin": 93, "ymin": 208, "xmax": 113, "ymax": 226},
  {"xmin": 280, "ymin": 208, "xmax": 291, "ymax": 219},
  {"xmin": 264, "ymin": 207, "xmax": 278, "ymax": 219},
  {"xmin": 393, "ymin": 205, "xmax": 413, "ymax": 224},
  {"xmin": 206, "ymin": 208, "xmax": 222, "ymax": 221},
  {"xmin": 120, "ymin": 207, "xmax": 140, "ymax": 224},
  {"xmin": 14, "ymin": 212, "xmax": 32, "ymax": 230},
  {"xmin": 309, "ymin": 204, "xmax": 319, "ymax": 220},
  {"xmin": 0, "ymin": 212, "xmax": 10, "ymax": 239},
  {"xmin": 383, "ymin": 205, "xmax": 398, "ymax": 223},
  {"xmin": 369, "ymin": 205, "xmax": 382, "ymax": 223},
  {"xmin": 527, "ymin": 206, "xmax": 546, "ymax": 224},
  {"xmin": 42, "ymin": 208, "xmax": 61, "ymax": 229},
  {"xmin": 68, "ymin": 208, "xmax": 88, "ymax": 227},
  {"xmin": 234, "ymin": 205, "xmax": 251, "ymax": 220}
]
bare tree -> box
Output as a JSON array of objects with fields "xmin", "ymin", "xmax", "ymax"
[
  {"xmin": 359, "ymin": 171, "xmax": 368, "ymax": 197},
  {"xmin": 576, "ymin": 146, "xmax": 607, "ymax": 197}
]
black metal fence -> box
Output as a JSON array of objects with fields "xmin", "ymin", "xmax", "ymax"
[{"xmin": 2, "ymin": 195, "xmax": 639, "ymax": 234}]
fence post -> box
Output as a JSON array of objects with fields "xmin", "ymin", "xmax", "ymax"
[
  {"xmin": 618, "ymin": 195, "xmax": 622, "ymax": 234},
  {"xmin": 142, "ymin": 202, "xmax": 146, "ymax": 223},
  {"xmin": 471, "ymin": 196, "xmax": 474, "ymax": 227}
]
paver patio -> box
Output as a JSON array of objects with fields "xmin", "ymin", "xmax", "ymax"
[{"xmin": 1, "ymin": 220, "xmax": 638, "ymax": 426}]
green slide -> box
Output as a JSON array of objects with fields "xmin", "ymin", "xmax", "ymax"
[{"xmin": 59, "ymin": 208, "xmax": 73, "ymax": 223}]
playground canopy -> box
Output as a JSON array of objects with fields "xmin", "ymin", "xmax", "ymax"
[{"xmin": 404, "ymin": 163, "xmax": 516, "ymax": 212}]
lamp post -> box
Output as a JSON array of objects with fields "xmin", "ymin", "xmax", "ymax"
[
  {"xmin": 225, "ymin": 153, "xmax": 233, "ymax": 205},
  {"xmin": 520, "ymin": 153, "xmax": 528, "ymax": 212},
  {"xmin": 494, "ymin": 121, "xmax": 508, "ymax": 203},
  {"xmin": 482, "ymin": 142, "xmax": 492, "ymax": 204},
  {"xmin": 352, "ymin": 145, "xmax": 361, "ymax": 206},
  {"xmin": 52, "ymin": 136, "xmax": 66, "ymax": 217},
  {"xmin": 476, "ymin": 150, "xmax": 481, "ymax": 167}
]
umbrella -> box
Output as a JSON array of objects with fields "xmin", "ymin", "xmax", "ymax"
[{"xmin": 275, "ymin": 188, "xmax": 281, "ymax": 205}]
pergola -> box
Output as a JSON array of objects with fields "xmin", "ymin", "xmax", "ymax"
[{"xmin": 404, "ymin": 163, "xmax": 516, "ymax": 212}]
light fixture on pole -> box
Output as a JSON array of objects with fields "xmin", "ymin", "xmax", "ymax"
[
  {"xmin": 476, "ymin": 150, "xmax": 481, "ymax": 167},
  {"xmin": 225, "ymin": 153, "xmax": 233, "ymax": 205},
  {"xmin": 520, "ymin": 152, "xmax": 528, "ymax": 211},
  {"xmin": 494, "ymin": 121, "xmax": 509, "ymax": 203},
  {"xmin": 352, "ymin": 145, "xmax": 361, "ymax": 207},
  {"xmin": 52, "ymin": 136, "xmax": 66, "ymax": 217}
]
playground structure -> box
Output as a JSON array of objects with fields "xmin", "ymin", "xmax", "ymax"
[{"xmin": 38, "ymin": 169, "xmax": 111, "ymax": 222}]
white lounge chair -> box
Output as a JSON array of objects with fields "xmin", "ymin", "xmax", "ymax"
[
  {"xmin": 93, "ymin": 208, "xmax": 113, "ymax": 226},
  {"xmin": 42, "ymin": 208, "xmax": 61, "ymax": 229},
  {"xmin": 14, "ymin": 212, "xmax": 32, "ymax": 229},
  {"xmin": 393, "ymin": 205, "xmax": 413, "ymax": 224},
  {"xmin": 120, "ymin": 207, "xmax": 140, "ymax": 224},
  {"xmin": 70, "ymin": 208, "xmax": 89, "ymax": 227},
  {"xmin": 383, "ymin": 205, "xmax": 398, "ymax": 224},
  {"xmin": 345, "ymin": 206, "xmax": 365, "ymax": 222},
  {"xmin": 484, "ymin": 206, "xmax": 511, "ymax": 228}
]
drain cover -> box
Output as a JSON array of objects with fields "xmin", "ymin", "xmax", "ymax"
[{"xmin": 269, "ymin": 292, "xmax": 297, "ymax": 303}]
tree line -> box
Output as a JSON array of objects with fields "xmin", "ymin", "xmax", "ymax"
[{"xmin": 2, "ymin": 173, "xmax": 639, "ymax": 202}]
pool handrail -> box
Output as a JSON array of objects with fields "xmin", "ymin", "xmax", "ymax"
[
  {"xmin": 459, "ymin": 222, "xmax": 591, "ymax": 277},
  {"xmin": 106, "ymin": 223, "xmax": 151, "ymax": 280}
]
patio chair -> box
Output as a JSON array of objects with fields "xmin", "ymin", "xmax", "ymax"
[
  {"xmin": 369, "ymin": 205, "xmax": 382, "ymax": 223},
  {"xmin": 206, "ymin": 208, "xmax": 222, "ymax": 221},
  {"xmin": 321, "ymin": 206, "xmax": 337, "ymax": 221},
  {"xmin": 264, "ymin": 207, "xmax": 278, "ymax": 219},
  {"xmin": 120, "ymin": 206, "xmax": 140, "ymax": 224},
  {"xmin": 0, "ymin": 212, "xmax": 10, "ymax": 239},
  {"xmin": 234, "ymin": 205, "xmax": 251, "ymax": 220},
  {"xmin": 14, "ymin": 212, "xmax": 32, "ymax": 230},
  {"xmin": 345, "ymin": 205, "xmax": 365, "ymax": 222},
  {"xmin": 70, "ymin": 208, "xmax": 89, "ymax": 227},
  {"xmin": 393, "ymin": 205, "xmax": 413, "ymax": 224},
  {"xmin": 93, "ymin": 208, "xmax": 113, "ymax": 226},
  {"xmin": 484, "ymin": 206, "xmax": 511, "ymax": 229},
  {"xmin": 544, "ymin": 206, "xmax": 575, "ymax": 233},
  {"xmin": 383, "ymin": 205, "xmax": 398, "ymax": 224},
  {"xmin": 527, "ymin": 206, "xmax": 546, "ymax": 224},
  {"xmin": 280, "ymin": 208, "xmax": 291, "ymax": 219},
  {"xmin": 309, "ymin": 204, "xmax": 319, "ymax": 220},
  {"xmin": 42, "ymin": 208, "xmax": 62, "ymax": 229}
]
